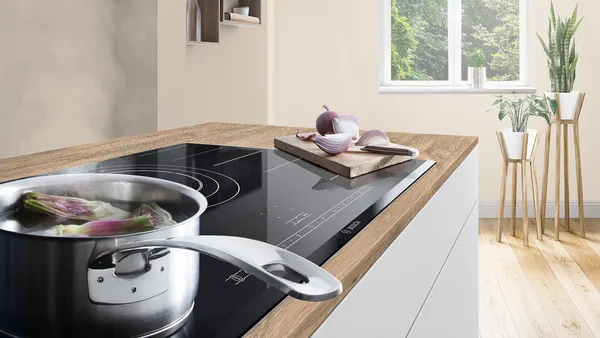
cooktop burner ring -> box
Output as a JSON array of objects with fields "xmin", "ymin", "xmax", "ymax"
[
  {"xmin": 107, "ymin": 169, "xmax": 204, "ymax": 192},
  {"xmin": 93, "ymin": 164, "xmax": 241, "ymax": 208}
]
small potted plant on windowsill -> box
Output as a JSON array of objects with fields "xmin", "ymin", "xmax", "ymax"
[
  {"xmin": 488, "ymin": 95, "xmax": 554, "ymax": 160},
  {"xmin": 537, "ymin": 2, "xmax": 583, "ymax": 121},
  {"xmin": 467, "ymin": 49, "xmax": 486, "ymax": 89}
]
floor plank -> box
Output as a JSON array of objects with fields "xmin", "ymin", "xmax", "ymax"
[
  {"xmin": 558, "ymin": 221, "xmax": 600, "ymax": 295},
  {"xmin": 536, "ymin": 230, "xmax": 600, "ymax": 337},
  {"xmin": 479, "ymin": 219, "xmax": 555, "ymax": 338},
  {"xmin": 584, "ymin": 220, "xmax": 600, "ymax": 259},
  {"xmin": 478, "ymin": 223, "xmax": 520, "ymax": 338},
  {"xmin": 501, "ymin": 219, "xmax": 593, "ymax": 338}
]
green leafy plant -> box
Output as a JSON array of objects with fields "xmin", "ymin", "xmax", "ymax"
[
  {"xmin": 488, "ymin": 95, "xmax": 556, "ymax": 132},
  {"xmin": 536, "ymin": 2, "xmax": 582, "ymax": 93},
  {"xmin": 468, "ymin": 49, "xmax": 486, "ymax": 68}
]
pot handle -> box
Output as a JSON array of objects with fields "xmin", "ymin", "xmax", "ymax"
[{"xmin": 89, "ymin": 236, "xmax": 342, "ymax": 302}]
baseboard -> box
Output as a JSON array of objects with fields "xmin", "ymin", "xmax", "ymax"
[{"xmin": 479, "ymin": 200, "xmax": 600, "ymax": 219}]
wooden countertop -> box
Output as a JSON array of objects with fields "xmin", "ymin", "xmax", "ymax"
[{"xmin": 0, "ymin": 123, "xmax": 478, "ymax": 337}]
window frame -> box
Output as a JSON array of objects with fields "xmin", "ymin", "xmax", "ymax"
[{"xmin": 380, "ymin": 0, "xmax": 530, "ymax": 90}]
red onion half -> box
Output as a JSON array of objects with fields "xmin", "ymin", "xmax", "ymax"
[
  {"xmin": 332, "ymin": 115, "xmax": 360, "ymax": 139},
  {"xmin": 316, "ymin": 105, "xmax": 338, "ymax": 135},
  {"xmin": 313, "ymin": 133, "xmax": 353, "ymax": 155},
  {"xmin": 355, "ymin": 130, "xmax": 390, "ymax": 146}
]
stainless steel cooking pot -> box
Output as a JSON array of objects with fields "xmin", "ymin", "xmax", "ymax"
[{"xmin": 0, "ymin": 174, "xmax": 342, "ymax": 338}]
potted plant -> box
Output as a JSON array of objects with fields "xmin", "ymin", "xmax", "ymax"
[
  {"xmin": 467, "ymin": 49, "xmax": 486, "ymax": 89},
  {"xmin": 488, "ymin": 95, "xmax": 554, "ymax": 160},
  {"xmin": 537, "ymin": 2, "xmax": 583, "ymax": 120}
]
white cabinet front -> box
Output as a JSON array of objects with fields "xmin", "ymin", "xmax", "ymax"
[{"xmin": 312, "ymin": 148, "xmax": 478, "ymax": 338}]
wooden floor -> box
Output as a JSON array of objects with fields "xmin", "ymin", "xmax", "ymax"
[{"xmin": 479, "ymin": 218, "xmax": 600, "ymax": 338}]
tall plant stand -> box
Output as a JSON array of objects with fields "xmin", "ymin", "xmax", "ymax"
[
  {"xmin": 540, "ymin": 92, "xmax": 586, "ymax": 240},
  {"xmin": 496, "ymin": 131, "xmax": 542, "ymax": 247}
]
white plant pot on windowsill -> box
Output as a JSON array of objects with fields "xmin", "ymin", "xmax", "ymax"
[
  {"xmin": 468, "ymin": 67, "xmax": 486, "ymax": 89},
  {"xmin": 500, "ymin": 129, "xmax": 537, "ymax": 160},
  {"xmin": 544, "ymin": 91, "xmax": 581, "ymax": 121}
]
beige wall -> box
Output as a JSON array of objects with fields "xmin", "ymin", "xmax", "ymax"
[
  {"xmin": 0, "ymin": 1, "xmax": 121, "ymax": 158},
  {"xmin": 271, "ymin": 0, "xmax": 600, "ymax": 204},
  {"xmin": 0, "ymin": 0, "xmax": 160, "ymax": 159},
  {"xmin": 116, "ymin": 0, "xmax": 158, "ymax": 137},
  {"xmin": 157, "ymin": 0, "xmax": 268, "ymax": 130}
]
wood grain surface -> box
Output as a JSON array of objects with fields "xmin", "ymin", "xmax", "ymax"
[
  {"xmin": 274, "ymin": 134, "xmax": 413, "ymax": 178},
  {"xmin": 0, "ymin": 123, "xmax": 478, "ymax": 337}
]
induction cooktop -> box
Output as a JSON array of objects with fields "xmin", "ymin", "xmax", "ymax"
[{"xmin": 12, "ymin": 143, "xmax": 435, "ymax": 337}]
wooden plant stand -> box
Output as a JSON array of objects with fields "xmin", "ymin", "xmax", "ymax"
[
  {"xmin": 496, "ymin": 131, "xmax": 542, "ymax": 247},
  {"xmin": 540, "ymin": 92, "xmax": 586, "ymax": 240}
]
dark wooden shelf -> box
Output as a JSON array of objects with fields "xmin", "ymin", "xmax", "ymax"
[
  {"xmin": 186, "ymin": 0, "xmax": 261, "ymax": 44},
  {"xmin": 186, "ymin": 0, "xmax": 220, "ymax": 43},
  {"xmin": 220, "ymin": 0, "xmax": 261, "ymax": 24}
]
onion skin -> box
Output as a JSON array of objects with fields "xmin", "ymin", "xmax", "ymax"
[
  {"xmin": 355, "ymin": 130, "xmax": 390, "ymax": 146},
  {"xmin": 296, "ymin": 129, "xmax": 317, "ymax": 141},
  {"xmin": 313, "ymin": 133, "xmax": 353, "ymax": 155},
  {"xmin": 316, "ymin": 105, "xmax": 338, "ymax": 135}
]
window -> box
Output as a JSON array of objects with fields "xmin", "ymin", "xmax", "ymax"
[{"xmin": 381, "ymin": 0, "xmax": 528, "ymax": 90}]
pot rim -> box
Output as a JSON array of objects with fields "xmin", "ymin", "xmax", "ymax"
[{"xmin": 0, "ymin": 173, "xmax": 208, "ymax": 241}]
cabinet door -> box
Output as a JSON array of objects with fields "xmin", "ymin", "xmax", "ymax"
[
  {"xmin": 312, "ymin": 149, "xmax": 478, "ymax": 338},
  {"xmin": 407, "ymin": 203, "xmax": 478, "ymax": 338}
]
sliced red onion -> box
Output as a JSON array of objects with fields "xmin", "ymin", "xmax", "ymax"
[
  {"xmin": 355, "ymin": 130, "xmax": 390, "ymax": 146},
  {"xmin": 332, "ymin": 115, "xmax": 360, "ymax": 139},
  {"xmin": 316, "ymin": 105, "xmax": 338, "ymax": 135},
  {"xmin": 296, "ymin": 129, "xmax": 317, "ymax": 141},
  {"xmin": 313, "ymin": 133, "xmax": 353, "ymax": 155},
  {"xmin": 56, "ymin": 215, "xmax": 155, "ymax": 237}
]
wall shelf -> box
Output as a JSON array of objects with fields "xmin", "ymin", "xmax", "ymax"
[
  {"xmin": 220, "ymin": 20, "xmax": 260, "ymax": 28},
  {"xmin": 187, "ymin": 0, "xmax": 220, "ymax": 43},
  {"xmin": 186, "ymin": 41, "xmax": 220, "ymax": 46},
  {"xmin": 186, "ymin": 0, "xmax": 261, "ymax": 44},
  {"xmin": 220, "ymin": 0, "xmax": 261, "ymax": 25}
]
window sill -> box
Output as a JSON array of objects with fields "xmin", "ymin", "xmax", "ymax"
[{"xmin": 378, "ymin": 86, "xmax": 537, "ymax": 94}]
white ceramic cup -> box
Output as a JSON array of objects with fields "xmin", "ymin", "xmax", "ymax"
[{"xmin": 233, "ymin": 6, "xmax": 250, "ymax": 16}]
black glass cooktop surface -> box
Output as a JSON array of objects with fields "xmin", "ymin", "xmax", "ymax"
[{"xmin": 32, "ymin": 143, "xmax": 435, "ymax": 337}]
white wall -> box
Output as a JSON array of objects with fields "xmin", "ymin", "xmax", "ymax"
[{"xmin": 271, "ymin": 0, "xmax": 600, "ymax": 204}]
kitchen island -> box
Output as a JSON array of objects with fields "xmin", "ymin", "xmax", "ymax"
[{"xmin": 0, "ymin": 123, "xmax": 478, "ymax": 338}]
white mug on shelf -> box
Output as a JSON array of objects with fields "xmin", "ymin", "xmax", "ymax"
[{"xmin": 233, "ymin": 6, "xmax": 250, "ymax": 16}]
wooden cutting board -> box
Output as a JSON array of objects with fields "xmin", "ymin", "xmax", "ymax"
[{"xmin": 274, "ymin": 135, "xmax": 414, "ymax": 178}]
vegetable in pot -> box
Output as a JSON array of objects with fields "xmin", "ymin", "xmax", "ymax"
[
  {"xmin": 133, "ymin": 202, "xmax": 177, "ymax": 228},
  {"xmin": 24, "ymin": 192, "xmax": 131, "ymax": 221},
  {"xmin": 55, "ymin": 215, "xmax": 155, "ymax": 237}
]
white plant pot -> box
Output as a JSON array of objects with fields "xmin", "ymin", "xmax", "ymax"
[
  {"xmin": 500, "ymin": 129, "xmax": 537, "ymax": 160},
  {"xmin": 544, "ymin": 91, "xmax": 581, "ymax": 121},
  {"xmin": 468, "ymin": 67, "xmax": 486, "ymax": 89}
]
